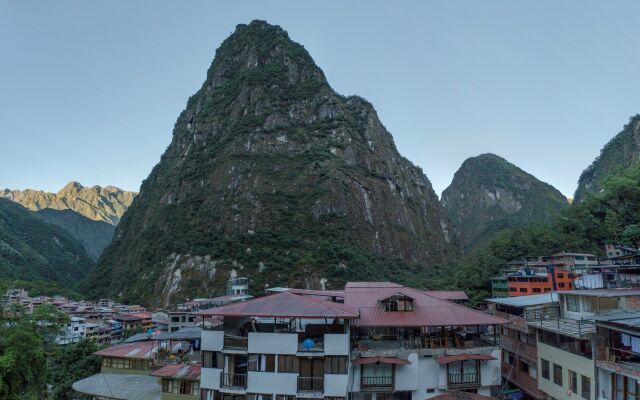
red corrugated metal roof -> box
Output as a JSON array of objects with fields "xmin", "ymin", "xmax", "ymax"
[
  {"xmin": 352, "ymin": 357, "xmax": 411, "ymax": 366},
  {"xmin": 435, "ymin": 354, "xmax": 496, "ymax": 364},
  {"xmin": 345, "ymin": 283, "xmax": 505, "ymax": 327},
  {"xmin": 197, "ymin": 292, "xmax": 358, "ymax": 319},
  {"xmin": 94, "ymin": 341, "xmax": 157, "ymax": 359},
  {"xmin": 423, "ymin": 290, "xmax": 469, "ymax": 301},
  {"xmin": 151, "ymin": 363, "xmax": 201, "ymax": 380},
  {"xmin": 286, "ymin": 288, "xmax": 344, "ymax": 298}
]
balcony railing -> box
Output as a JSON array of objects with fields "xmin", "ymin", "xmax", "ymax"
[
  {"xmin": 525, "ymin": 305, "xmax": 595, "ymax": 338},
  {"xmin": 361, "ymin": 376, "xmax": 393, "ymax": 390},
  {"xmin": 448, "ymin": 372, "xmax": 480, "ymax": 388},
  {"xmin": 223, "ymin": 334, "xmax": 248, "ymax": 350},
  {"xmin": 221, "ymin": 372, "xmax": 247, "ymax": 388},
  {"xmin": 297, "ymin": 376, "xmax": 323, "ymax": 392}
]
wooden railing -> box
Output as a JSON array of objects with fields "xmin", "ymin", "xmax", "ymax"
[
  {"xmin": 297, "ymin": 376, "xmax": 323, "ymax": 391},
  {"xmin": 223, "ymin": 335, "xmax": 248, "ymax": 350},
  {"xmin": 361, "ymin": 376, "xmax": 393, "ymax": 388},
  {"xmin": 221, "ymin": 372, "xmax": 247, "ymax": 388},
  {"xmin": 448, "ymin": 372, "xmax": 479, "ymax": 387}
]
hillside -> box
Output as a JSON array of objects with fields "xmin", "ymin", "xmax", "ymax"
[
  {"xmin": 0, "ymin": 198, "xmax": 93, "ymax": 287},
  {"xmin": 86, "ymin": 20, "xmax": 458, "ymax": 307},
  {"xmin": 1, "ymin": 181, "xmax": 136, "ymax": 225},
  {"xmin": 442, "ymin": 153, "xmax": 568, "ymax": 253},
  {"xmin": 35, "ymin": 209, "xmax": 115, "ymax": 261},
  {"xmin": 575, "ymin": 114, "xmax": 640, "ymax": 202}
]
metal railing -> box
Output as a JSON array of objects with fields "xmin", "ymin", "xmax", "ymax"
[
  {"xmin": 223, "ymin": 334, "xmax": 248, "ymax": 350},
  {"xmin": 448, "ymin": 372, "xmax": 479, "ymax": 387},
  {"xmin": 297, "ymin": 376, "xmax": 323, "ymax": 391},
  {"xmin": 524, "ymin": 305, "xmax": 595, "ymax": 337},
  {"xmin": 220, "ymin": 372, "xmax": 247, "ymax": 388},
  {"xmin": 361, "ymin": 376, "xmax": 393, "ymax": 387}
]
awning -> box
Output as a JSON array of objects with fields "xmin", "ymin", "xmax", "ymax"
[
  {"xmin": 435, "ymin": 354, "xmax": 496, "ymax": 365},
  {"xmin": 353, "ymin": 357, "xmax": 411, "ymax": 366}
]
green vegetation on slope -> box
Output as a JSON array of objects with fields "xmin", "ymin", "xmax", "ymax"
[
  {"xmin": 440, "ymin": 165, "xmax": 640, "ymax": 304},
  {"xmin": 575, "ymin": 114, "xmax": 640, "ymax": 202},
  {"xmin": 0, "ymin": 198, "xmax": 93, "ymax": 288},
  {"xmin": 442, "ymin": 153, "xmax": 568, "ymax": 253}
]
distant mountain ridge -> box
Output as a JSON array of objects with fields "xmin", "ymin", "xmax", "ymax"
[
  {"xmin": 575, "ymin": 114, "xmax": 640, "ymax": 202},
  {"xmin": 0, "ymin": 182, "xmax": 136, "ymax": 260},
  {"xmin": 0, "ymin": 198, "xmax": 92, "ymax": 286},
  {"xmin": 442, "ymin": 153, "xmax": 568, "ymax": 253},
  {"xmin": 0, "ymin": 181, "xmax": 136, "ymax": 225}
]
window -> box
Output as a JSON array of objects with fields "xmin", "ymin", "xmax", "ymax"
[
  {"xmin": 569, "ymin": 370, "xmax": 577, "ymax": 394},
  {"xmin": 202, "ymin": 351, "xmax": 223, "ymax": 368},
  {"xmin": 529, "ymin": 365, "xmax": 537, "ymax": 380},
  {"xmin": 613, "ymin": 374, "xmax": 639, "ymax": 400},
  {"xmin": 541, "ymin": 359, "xmax": 549, "ymax": 380},
  {"xmin": 581, "ymin": 375, "xmax": 590, "ymax": 399},
  {"xmin": 553, "ymin": 363, "xmax": 562, "ymax": 386},
  {"xmin": 559, "ymin": 283, "xmax": 566, "ymax": 288},
  {"xmin": 277, "ymin": 355, "xmax": 299, "ymax": 373},
  {"xmin": 383, "ymin": 295, "xmax": 413, "ymax": 311},
  {"xmin": 248, "ymin": 354, "xmax": 276, "ymax": 372},
  {"xmin": 544, "ymin": 288, "xmax": 551, "ymax": 292},
  {"xmin": 275, "ymin": 396, "xmax": 296, "ymax": 400},
  {"xmin": 509, "ymin": 287, "xmax": 517, "ymax": 292},
  {"xmin": 533, "ymin": 288, "xmax": 541, "ymax": 293},
  {"xmin": 325, "ymin": 356, "xmax": 347, "ymax": 374},
  {"xmin": 247, "ymin": 395, "xmax": 272, "ymax": 400},
  {"xmin": 566, "ymin": 295, "xmax": 580, "ymax": 312}
]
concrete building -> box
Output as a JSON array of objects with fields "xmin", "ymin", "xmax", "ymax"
[{"xmin": 198, "ymin": 282, "xmax": 506, "ymax": 400}]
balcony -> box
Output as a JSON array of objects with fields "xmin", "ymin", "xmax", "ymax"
[
  {"xmin": 297, "ymin": 376, "xmax": 323, "ymax": 392},
  {"xmin": 220, "ymin": 372, "xmax": 247, "ymax": 388},
  {"xmin": 224, "ymin": 334, "xmax": 248, "ymax": 351},
  {"xmin": 501, "ymin": 362, "xmax": 546, "ymax": 399},
  {"xmin": 525, "ymin": 305, "xmax": 595, "ymax": 338},
  {"xmin": 447, "ymin": 372, "xmax": 480, "ymax": 388},
  {"xmin": 360, "ymin": 376, "xmax": 393, "ymax": 392}
]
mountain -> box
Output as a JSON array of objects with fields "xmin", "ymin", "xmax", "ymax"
[
  {"xmin": 1, "ymin": 182, "xmax": 136, "ymax": 259},
  {"xmin": 86, "ymin": 20, "xmax": 457, "ymax": 307},
  {"xmin": 0, "ymin": 181, "xmax": 136, "ymax": 225},
  {"xmin": 442, "ymin": 153, "xmax": 568, "ymax": 253},
  {"xmin": 575, "ymin": 114, "xmax": 640, "ymax": 202},
  {"xmin": 35, "ymin": 209, "xmax": 115, "ymax": 261},
  {"xmin": 0, "ymin": 198, "xmax": 92, "ymax": 287}
]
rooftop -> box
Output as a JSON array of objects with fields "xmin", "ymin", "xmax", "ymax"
[
  {"xmin": 94, "ymin": 341, "xmax": 157, "ymax": 359},
  {"xmin": 486, "ymin": 293, "xmax": 558, "ymax": 307},
  {"xmin": 151, "ymin": 363, "xmax": 201, "ymax": 380},
  {"xmin": 560, "ymin": 288, "xmax": 640, "ymax": 297},
  {"xmin": 423, "ymin": 290, "xmax": 469, "ymax": 301},
  {"xmin": 72, "ymin": 373, "xmax": 160, "ymax": 400},
  {"xmin": 345, "ymin": 282, "xmax": 505, "ymax": 327},
  {"xmin": 197, "ymin": 291, "xmax": 359, "ymax": 319}
]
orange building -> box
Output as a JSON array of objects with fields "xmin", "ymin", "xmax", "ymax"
[{"xmin": 507, "ymin": 267, "xmax": 574, "ymax": 297}]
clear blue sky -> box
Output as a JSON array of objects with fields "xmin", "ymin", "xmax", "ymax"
[{"xmin": 1, "ymin": 1, "xmax": 639, "ymax": 197}]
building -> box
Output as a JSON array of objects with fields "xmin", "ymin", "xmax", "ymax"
[
  {"xmin": 506, "ymin": 266, "xmax": 575, "ymax": 297},
  {"xmin": 486, "ymin": 293, "xmax": 558, "ymax": 399},
  {"xmin": 490, "ymin": 276, "xmax": 509, "ymax": 299},
  {"xmin": 152, "ymin": 363, "xmax": 201, "ymax": 399},
  {"xmin": 197, "ymin": 282, "xmax": 506, "ymax": 400},
  {"xmin": 114, "ymin": 312, "xmax": 154, "ymax": 332}
]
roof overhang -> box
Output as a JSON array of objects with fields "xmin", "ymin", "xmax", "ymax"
[
  {"xmin": 353, "ymin": 356, "xmax": 411, "ymax": 366},
  {"xmin": 436, "ymin": 354, "xmax": 496, "ymax": 364}
]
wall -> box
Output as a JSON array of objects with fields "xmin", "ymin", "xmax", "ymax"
[
  {"xmin": 202, "ymin": 330, "xmax": 224, "ymax": 351},
  {"xmin": 201, "ymin": 368, "xmax": 222, "ymax": 390},
  {"xmin": 248, "ymin": 333, "xmax": 297, "ymax": 355},
  {"xmin": 247, "ymin": 371, "xmax": 297, "ymax": 395},
  {"xmin": 324, "ymin": 334, "xmax": 349, "ymax": 355},
  {"xmin": 537, "ymin": 341, "xmax": 595, "ymax": 400}
]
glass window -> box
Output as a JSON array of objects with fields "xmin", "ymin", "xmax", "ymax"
[
  {"xmin": 581, "ymin": 375, "xmax": 590, "ymax": 399},
  {"xmin": 566, "ymin": 295, "xmax": 580, "ymax": 312},
  {"xmin": 248, "ymin": 354, "xmax": 276, "ymax": 372},
  {"xmin": 519, "ymin": 288, "xmax": 528, "ymax": 293},
  {"xmin": 541, "ymin": 359, "xmax": 549, "ymax": 380},
  {"xmin": 553, "ymin": 363, "xmax": 562, "ymax": 386},
  {"xmin": 569, "ymin": 370, "xmax": 577, "ymax": 394},
  {"xmin": 324, "ymin": 356, "xmax": 347, "ymax": 374},
  {"xmin": 277, "ymin": 355, "xmax": 299, "ymax": 373}
]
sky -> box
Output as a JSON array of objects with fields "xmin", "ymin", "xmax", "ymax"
[{"xmin": 1, "ymin": 1, "xmax": 639, "ymax": 197}]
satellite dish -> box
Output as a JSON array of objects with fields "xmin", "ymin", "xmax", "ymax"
[{"xmin": 303, "ymin": 338, "xmax": 315, "ymax": 349}]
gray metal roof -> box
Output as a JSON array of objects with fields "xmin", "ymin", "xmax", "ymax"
[
  {"xmin": 123, "ymin": 333, "xmax": 153, "ymax": 343},
  {"xmin": 485, "ymin": 293, "xmax": 558, "ymax": 307},
  {"xmin": 593, "ymin": 311, "xmax": 640, "ymax": 328},
  {"xmin": 155, "ymin": 326, "xmax": 202, "ymax": 341},
  {"xmin": 72, "ymin": 373, "xmax": 160, "ymax": 400}
]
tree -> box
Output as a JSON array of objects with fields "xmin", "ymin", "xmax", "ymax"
[{"xmin": 48, "ymin": 340, "xmax": 101, "ymax": 400}]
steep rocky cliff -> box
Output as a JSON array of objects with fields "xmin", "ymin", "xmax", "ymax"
[
  {"xmin": 1, "ymin": 181, "xmax": 136, "ymax": 225},
  {"xmin": 0, "ymin": 198, "xmax": 92, "ymax": 286},
  {"xmin": 442, "ymin": 153, "xmax": 568, "ymax": 253},
  {"xmin": 575, "ymin": 114, "xmax": 640, "ymax": 202},
  {"xmin": 86, "ymin": 20, "xmax": 457, "ymax": 307}
]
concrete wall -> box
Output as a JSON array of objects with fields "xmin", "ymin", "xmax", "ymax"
[
  {"xmin": 480, "ymin": 349, "xmax": 502, "ymax": 387},
  {"xmin": 395, "ymin": 353, "xmax": 419, "ymax": 391},
  {"xmin": 537, "ymin": 341, "xmax": 595, "ymax": 400},
  {"xmin": 324, "ymin": 374, "xmax": 349, "ymax": 397},
  {"xmin": 324, "ymin": 334, "xmax": 349, "ymax": 355},
  {"xmin": 248, "ymin": 333, "xmax": 298, "ymax": 354},
  {"xmin": 202, "ymin": 331, "xmax": 224, "ymax": 352},
  {"xmin": 247, "ymin": 371, "xmax": 297, "ymax": 395},
  {"xmin": 201, "ymin": 368, "xmax": 222, "ymax": 390}
]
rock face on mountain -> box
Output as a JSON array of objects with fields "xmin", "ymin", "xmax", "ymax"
[
  {"xmin": 1, "ymin": 182, "xmax": 136, "ymax": 225},
  {"xmin": 575, "ymin": 114, "xmax": 640, "ymax": 203},
  {"xmin": 0, "ymin": 198, "xmax": 92, "ymax": 286},
  {"xmin": 442, "ymin": 153, "xmax": 568, "ymax": 253},
  {"xmin": 87, "ymin": 20, "xmax": 457, "ymax": 307}
]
